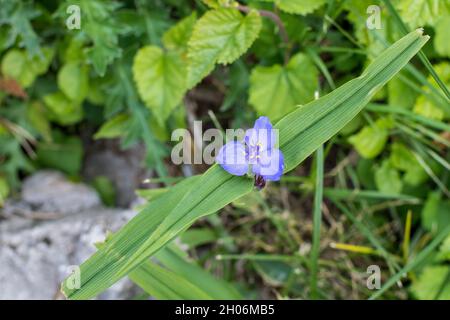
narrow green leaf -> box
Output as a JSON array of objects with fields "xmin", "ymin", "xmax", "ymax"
[
  {"xmin": 62, "ymin": 30, "xmax": 429, "ymax": 300},
  {"xmin": 275, "ymin": 30, "xmax": 429, "ymax": 172},
  {"xmin": 154, "ymin": 247, "xmax": 242, "ymax": 299},
  {"xmin": 129, "ymin": 260, "xmax": 213, "ymax": 300},
  {"xmin": 383, "ymin": 0, "xmax": 450, "ymax": 102}
]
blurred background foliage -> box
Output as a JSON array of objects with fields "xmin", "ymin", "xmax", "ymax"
[{"xmin": 0, "ymin": 0, "xmax": 449, "ymax": 299}]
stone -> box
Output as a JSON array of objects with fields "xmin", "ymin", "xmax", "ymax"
[{"xmin": 0, "ymin": 170, "xmax": 141, "ymax": 300}]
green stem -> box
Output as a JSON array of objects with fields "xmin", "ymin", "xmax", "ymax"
[{"xmin": 310, "ymin": 145, "xmax": 324, "ymax": 299}]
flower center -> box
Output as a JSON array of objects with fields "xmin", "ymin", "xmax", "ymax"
[{"xmin": 247, "ymin": 142, "xmax": 263, "ymax": 163}]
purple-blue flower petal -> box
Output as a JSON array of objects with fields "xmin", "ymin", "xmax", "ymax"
[
  {"xmin": 252, "ymin": 148, "xmax": 284, "ymax": 181},
  {"xmin": 244, "ymin": 116, "xmax": 276, "ymax": 151},
  {"xmin": 216, "ymin": 141, "xmax": 249, "ymax": 176}
]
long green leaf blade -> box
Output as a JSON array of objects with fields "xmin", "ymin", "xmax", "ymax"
[{"xmin": 62, "ymin": 30, "xmax": 429, "ymax": 299}]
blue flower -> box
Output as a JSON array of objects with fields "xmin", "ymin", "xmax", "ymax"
[{"xmin": 216, "ymin": 117, "xmax": 285, "ymax": 186}]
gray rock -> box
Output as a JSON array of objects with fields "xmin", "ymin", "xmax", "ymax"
[
  {"xmin": 0, "ymin": 170, "xmax": 142, "ymax": 300},
  {"xmin": 4, "ymin": 170, "xmax": 101, "ymax": 219}
]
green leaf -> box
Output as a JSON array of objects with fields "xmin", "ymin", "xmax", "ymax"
[
  {"xmin": 180, "ymin": 228, "xmax": 218, "ymax": 247},
  {"xmin": 91, "ymin": 176, "xmax": 116, "ymax": 207},
  {"xmin": 375, "ymin": 160, "xmax": 403, "ymax": 194},
  {"xmin": 253, "ymin": 261, "xmax": 293, "ymax": 286},
  {"xmin": 129, "ymin": 260, "xmax": 212, "ymax": 299},
  {"xmin": 1, "ymin": 49, "xmax": 35, "ymax": 87},
  {"xmin": 413, "ymin": 95, "xmax": 445, "ymax": 120},
  {"xmin": 152, "ymin": 246, "xmax": 241, "ymax": 299},
  {"xmin": 27, "ymin": 101, "xmax": 52, "ymax": 142},
  {"xmin": 43, "ymin": 92, "xmax": 83, "ymax": 125},
  {"xmin": 434, "ymin": 17, "xmax": 450, "ymax": 57},
  {"xmin": 1, "ymin": 47, "xmax": 53, "ymax": 88},
  {"xmin": 421, "ymin": 192, "xmax": 450, "ymax": 233},
  {"xmin": 36, "ymin": 135, "xmax": 83, "ymax": 176},
  {"xmin": 62, "ymin": 173, "xmax": 252, "ymax": 299},
  {"xmin": 387, "ymin": 75, "xmax": 418, "ymax": 109},
  {"xmin": 249, "ymin": 53, "xmax": 318, "ymax": 120},
  {"xmin": 397, "ymin": 0, "xmax": 450, "ymax": 28},
  {"xmin": 163, "ymin": 12, "xmax": 197, "ymax": 54},
  {"xmin": 133, "ymin": 46, "xmax": 186, "ymax": 124},
  {"xmin": 438, "ymin": 235, "xmax": 450, "ymax": 261},
  {"xmin": 135, "ymin": 188, "xmax": 168, "ymax": 202},
  {"xmin": 67, "ymin": 0, "xmax": 124, "ymax": 76},
  {"xmin": 389, "ymin": 142, "xmax": 418, "ymax": 171},
  {"xmin": 0, "ymin": 0, "xmax": 41, "ymax": 57},
  {"xmin": 0, "ymin": 175, "xmax": 9, "ymax": 207},
  {"xmin": 129, "ymin": 246, "xmax": 241, "ymax": 299},
  {"xmin": 187, "ymin": 8, "xmax": 261, "ymax": 88},
  {"xmin": 275, "ymin": 0, "xmax": 327, "ymax": 15},
  {"xmin": 412, "ymin": 62, "xmax": 450, "ymax": 118},
  {"xmin": 85, "ymin": 45, "xmax": 121, "ymax": 77},
  {"xmin": 57, "ymin": 62, "xmax": 89, "ymax": 102},
  {"xmin": 30, "ymin": 47, "xmax": 54, "ymax": 75},
  {"xmin": 389, "ymin": 142, "xmax": 427, "ymax": 185},
  {"xmin": 94, "ymin": 114, "xmax": 131, "ymax": 139},
  {"xmin": 344, "ymin": 0, "xmax": 392, "ymax": 54},
  {"xmin": 62, "ymin": 30, "xmax": 429, "ymax": 299},
  {"xmin": 200, "ymin": 0, "xmax": 222, "ymax": 9},
  {"xmin": 411, "ymin": 265, "xmax": 450, "ymax": 300},
  {"xmin": 348, "ymin": 117, "xmax": 393, "ymax": 159}
]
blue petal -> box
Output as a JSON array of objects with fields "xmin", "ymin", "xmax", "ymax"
[
  {"xmin": 216, "ymin": 141, "xmax": 249, "ymax": 176},
  {"xmin": 244, "ymin": 116, "xmax": 276, "ymax": 151},
  {"xmin": 252, "ymin": 148, "xmax": 284, "ymax": 181}
]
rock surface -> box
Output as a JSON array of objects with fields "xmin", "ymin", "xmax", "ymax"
[{"xmin": 0, "ymin": 171, "xmax": 141, "ymax": 300}]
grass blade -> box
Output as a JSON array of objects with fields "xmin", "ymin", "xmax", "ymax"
[
  {"xmin": 369, "ymin": 224, "xmax": 450, "ymax": 300},
  {"xmin": 381, "ymin": 0, "xmax": 450, "ymax": 101},
  {"xmin": 129, "ymin": 247, "xmax": 241, "ymax": 299},
  {"xmin": 310, "ymin": 145, "xmax": 324, "ymax": 299},
  {"xmin": 402, "ymin": 210, "xmax": 412, "ymax": 262}
]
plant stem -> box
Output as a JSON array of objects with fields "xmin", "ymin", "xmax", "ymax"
[
  {"xmin": 235, "ymin": 4, "xmax": 290, "ymax": 64},
  {"xmin": 310, "ymin": 144, "xmax": 324, "ymax": 299}
]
